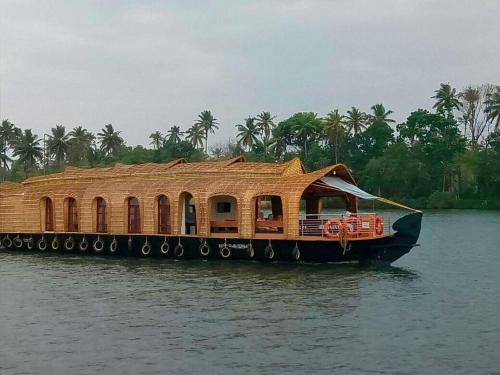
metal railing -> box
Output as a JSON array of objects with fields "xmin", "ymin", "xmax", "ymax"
[{"xmin": 299, "ymin": 212, "xmax": 392, "ymax": 238}]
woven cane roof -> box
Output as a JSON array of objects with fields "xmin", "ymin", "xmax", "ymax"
[{"xmin": 22, "ymin": 156, "xmax": 311, "ymax": 184}]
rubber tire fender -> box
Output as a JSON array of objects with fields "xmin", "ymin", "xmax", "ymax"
[
  {"xmin": 64, "ymin": 236, "xmax": 75, "ymax": 251},
  {"xmin": 93, "ymin": 237, "xmax": 105, "ymax": 253}
]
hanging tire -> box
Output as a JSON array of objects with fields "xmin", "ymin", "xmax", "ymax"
[
  {"xmin": 247, "ymin": 243, "xmax": 254, "ymax": 258},
  {"xmin": 160, "ymin": 240, "xmax": 169, "ymax": 255},
  {"xmin": 109, "ymin": 238, "xmax": 118, "ymax": 253},
  {"xmin": 291, "ymin": 245, "xmax": 300, "ymax": 261},
  {"xmin": 26, "ymin": 236, "xmax": 34, "ymax": 250},
  {"xmin": 13, "ymin": 235, "xmax": 23, "ymax": 249},
  {"xmin": 200, "ymin": 242, "xmax": 210, "ymax": 257},
  {"xmin": 264, "ymin": 244, "xmax": 275, "ymax": 260},
  {"xmin": 220, "ymin": 245, "xmax": 231, "ymax": 259},
  {"xmin": 3, "ymin": 235, "xmax": 12, "ymax": 248},
  {"xmin": 38, "ymin": 237, "xmax": 47, "ymax": 251},
  {"xmin": 64, "ymin": 236, "xmax": 75, "ymax": 251},
  {"xmin": 141, "ymin": 241, "xmax": 151, "ymax": 256},
  {"xmin": 174, "ymin": 243, "xmax": 184, "ymax": 258},
  {"xmin": 51, "ymin": 236, "xmax": 60, "ymax": 250},
  {"xmin": 93, "ymin": 237, "xmax": 105, "ymax": 253},
  {"xmin": 79, "ymin": 237, "xmax": 88, "ymax": 252}
]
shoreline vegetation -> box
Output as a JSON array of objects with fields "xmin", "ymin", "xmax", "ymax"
[{"xmin": 1, "ymin": 83, "xmax": 499, "ymax": 210}]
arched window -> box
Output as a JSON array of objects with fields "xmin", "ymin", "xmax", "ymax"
[
  {"xmin": 254, "ymin": 195, "xmax": 283, "ymax": 234},
  {"xmin": 96, "ymin": 197, "xmax": 107, "ymax": 233},
  {"xmin": 209, "ymin": 195, "xmax": 239, "ymax": 234},
  {"xmin": 157, "ymin": 195, "xmax": 171, "ymax": 234},
  {"xmin": 66, "ymin": 197, "xmax": 79, "ymax": 232},
  {"xmin": 44, "ymin": 197, "xmax": 54, "ymax": 231},
  {"xmin": 127, "ymin": 197, "xmax": 141, "ymax": 233}
]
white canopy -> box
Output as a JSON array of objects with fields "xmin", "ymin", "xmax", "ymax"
[{"xmin": 319, "ymin": 177, "xmax": 378, "ymax": 200}]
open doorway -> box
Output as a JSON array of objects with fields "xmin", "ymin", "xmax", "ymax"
[{"xmin": 180, "ymin": 192, "xmax": 197, "ymax": 235}]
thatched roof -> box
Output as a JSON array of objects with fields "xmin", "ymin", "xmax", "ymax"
[
  {"xmin": 18, "ymin": 156, "xmax": 355, "ymax": 197},
  {"xmin": 21, "ymin": 156, "xmax": 316, "ymax": 183}
]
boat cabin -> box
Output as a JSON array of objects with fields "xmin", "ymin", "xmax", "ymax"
[{"xmin": 0, "ymin": 156, "xmax": 395, "ymax": 241}]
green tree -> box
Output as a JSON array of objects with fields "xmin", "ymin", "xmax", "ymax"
[
  {"xmin": 236, "ymin": 117, "xmax": 260, "ymax": 151},
  {"xmin": 370, "ymin": 104, "xmax": 396, "ymax": 126},
  {"xmin": 67, "ymin": 126, "xmax": 95, "ymax": 165},
  {"xmin": 459, "ymin": 85, "xmax": 492, "ymax": 147},
  {"xmin": 432, "ymin": 83, "xmax": 462, "ymax": 117},
  {"xmin": 13, "ymin": 129, "xmax": 43, "ymax": 174},
  {"xmin": 486, "ymin": 129, "xmax": 500, "ymax": 152},
  {"xmin": 255, "ymin": 111, "xmax": 276, "ymax": 142},
  {"xmin": 322, "ymin": 110, "xmax": 345, "ymax": 163},
  {"xmin": 271, "ymin": 120, "xmax": 295, "ymax": 160},
  {"xmin": 398, "ymin": 109, "xmax": 465, "ymax": 193},
  {"xmin": 166, "ymin": 126, "xmax": 182, "ymax": 144},
  {"xmin": 211, "ymin": 147, "xmax": 224, "ymax": 159},
  {"xmin": 97, "ymin": 124, "xmax": 124, "ymax": 157},
  {"xmin": 149, "ymin": 131, "xmax": 164, "ymax": 150},
  {"xmin": 194, "ymin": 110, "xmax": 219, "ymax": 153},
  {"xmin": 47, "ymin": 125, "xmax": 69, "ymax": 168},
  {"xmin": 485, "ymin": 86, "xmax": 500, "ymax": 130},
  {"xmin": 360, "ymin": 141, "xmax": 423, "ymax": 199},
  {"xmin": 350, "ymin": 104, "xmax": 395, "ymax": 167},
  {"xmin": 279, "ymin": 112, "xmax": 321, "ymax": 158},
  {"xmin": 345, "ymin": 107, "xmax": 367, "ymax": 135},
  {"xmin": 185, "ymin": 124, "xmax": 205, "ymax": 149},
  {"xmin": 0, "ymin": 120, "xmax": 19, "ymax": 179},
  {"xmin": 159, "ymin": 140, "xmax": 204, "ymax": 161}
]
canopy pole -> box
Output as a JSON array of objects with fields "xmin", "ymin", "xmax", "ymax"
[{"xmin": 375, "ymin": 197, "xmax": 422, "ymax": 213}]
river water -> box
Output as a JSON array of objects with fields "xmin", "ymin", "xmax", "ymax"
[{"xmin": 1, "ymin": 210, "xmax": 500, "ymax": 374}]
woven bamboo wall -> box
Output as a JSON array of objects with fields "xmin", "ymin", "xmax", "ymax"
[{"xmin": 0, "ymin": 157, "xmax": 357, "ymax": 239}]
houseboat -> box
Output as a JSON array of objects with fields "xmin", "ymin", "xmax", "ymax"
[{"xmin": 0, "ymin": 156, "xmax": 422, "ymax": 264}]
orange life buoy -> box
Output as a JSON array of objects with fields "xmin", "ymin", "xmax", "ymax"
[
  {"xmin": 343, "ymin": 216, "xmax": 362, "ymax": 237},
  {"xmin": 323, "ymin": 219, "xmax": 345, "ymax": 238},
  {"xmin": 375, "ymin": 217, "xmax": 384, "ymax": 236}
]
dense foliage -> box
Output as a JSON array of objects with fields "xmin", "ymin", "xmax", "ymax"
[{"xmin": 2, "ymin": 84, "xmax": 500, "ymax": 209}]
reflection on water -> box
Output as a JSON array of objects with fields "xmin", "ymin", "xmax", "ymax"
[{"xmin": 1, "ymin": 210, "xmax": 500, "ymax": 374}]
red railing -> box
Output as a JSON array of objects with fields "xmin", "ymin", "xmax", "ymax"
[{"xmin": 299, "ymin": 213, "xmax": 392, "ymax": 238}]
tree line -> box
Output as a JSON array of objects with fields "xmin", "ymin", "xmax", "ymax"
[{"xmin": 1, "ymin": 83, "xmax": 500, "ymax": 209}]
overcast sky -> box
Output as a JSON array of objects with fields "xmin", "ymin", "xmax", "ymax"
[{"xmin": 1, "ymin": 0, "xmax": 499, "ymax": 147}]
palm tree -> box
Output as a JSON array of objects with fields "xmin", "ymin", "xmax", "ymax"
[
  {"xmin": 166, "ymin": 126, "xmax": 182, "ymax": 144},
  {"xmin": 184, "ymin": 124, "xmax": 204, "ymax": 149},
  {"xmin": 68, "ymin": 126, "xmax": 95, "ymax": 165},
  {"xmin": 459, "ymin": 86, "xmax": 481, "ymax": 141},
  {"xmin": 13, "ymin": 129, "xmax": 43, "ymax": 174},
  {"xmin": 149, "ymin": 131, "xmax": 164, "ymax": 150},
  {"xmin": 322, "ymin": 110, "xmax": 345, "ymax": 163},
  {"xmin": 194, "ymin": 110, "xmax": 219, "ymax": 153},
  {"xmin": 236, "ymin": 117, "xmax": 260, "ymax": 151},
  {"xmin": 0, "ymin": 149, "xmax": 11, "ymax": 177},
  {"xmin": 485, "ymin": 86, "xmax": 500, "ymax": 130},
  {"xmin": 268, "ymin": 136, "xmax": 286, "ymax": 161},
  {"xmin": 370, "ymin": 104, "xmax": 396, "ymax": 126},
  {"xmin": 47, "ymin": 125, "xmax": 69, "ymax": 168},
  {"xmin": 0, "ymin": 120, "xmax": 18, "ymax": 147},
  {"xmin": 0, "ymin": 120, "xmax": 18, "ymax": 179},
  {"xmin": 211, "ymin": 147, "xmax": 224, "ymax": 159},
  {"xmin": 345, "ymin": 107, "xmax": 367, "ymax": 135},
  {"xmin": 97, "ymin": 124, "xmax": 124, "ymax": 157},
  {"xmin": 256, "ymin": 111, "xmax": 276, "ymax": 142},
  {"xmin": 432, "ymin": 83, "xmax": 462, "ymax": 116},
  {"xmin": 292, "ymin": 115, "xmax": 321, "ymax": 158}
]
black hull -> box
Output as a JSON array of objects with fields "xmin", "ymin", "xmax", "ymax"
[{"xmin": 0, "ymin": 213, "xmax": 422, "ymax": 265}]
